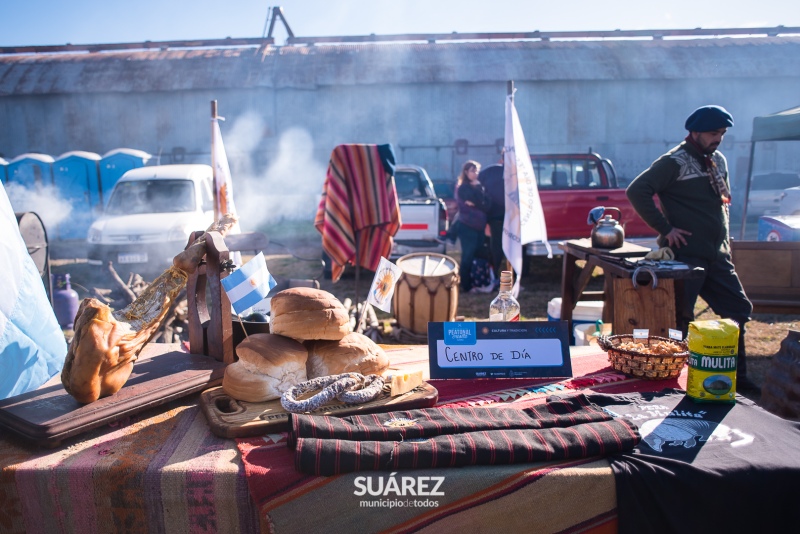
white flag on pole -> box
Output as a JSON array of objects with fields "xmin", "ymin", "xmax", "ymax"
[
  {"xmin": 212, "ymin": 117, "xmax": 242, "ymax": 264},
  {"xmin": 502, "ymin": 90, "xmax": 551, "ymax": 297},
  {"xmin": 212, "ymin": 118, "xmax": 238, "ymax": 219}
]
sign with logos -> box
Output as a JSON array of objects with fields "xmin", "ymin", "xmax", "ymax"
[{"xmin": 427, "ymin": 321, "xmax": 572, "ymax": 379}]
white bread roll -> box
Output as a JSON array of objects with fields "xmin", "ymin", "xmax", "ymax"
[
  {"xmin": 222, "ymin": 333, "xmax": 308, "ymax": 402},
  {"xmin": 305, "ymin": 332, "xmax": 389, "ymax": 379},
  {"xmin": 270, "ymin": 287, "xmax": 350, "ymax": 341}
]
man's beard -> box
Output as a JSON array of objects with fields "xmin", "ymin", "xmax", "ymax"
[{"xmin": 699, "ymin": 139, "xmax": 719, "ymax": 154}]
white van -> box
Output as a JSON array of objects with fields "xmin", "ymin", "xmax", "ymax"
[{"xmin": 86, "ymin": 164, "xmax": 215, "ymax": 273}]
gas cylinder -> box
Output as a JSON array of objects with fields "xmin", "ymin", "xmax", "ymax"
[{"xmin": 52, "ymin": 273, "xmax": 80, "ymax": 330}]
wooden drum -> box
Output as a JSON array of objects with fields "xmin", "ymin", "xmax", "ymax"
[{"xmin": 393, "ymin": 253, "xmax": 459, "ymax": 335}]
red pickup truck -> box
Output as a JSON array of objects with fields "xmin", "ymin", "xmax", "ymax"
[{"xmin": 522, "ymin": 152, "xmax": 657, "ymax": 255}]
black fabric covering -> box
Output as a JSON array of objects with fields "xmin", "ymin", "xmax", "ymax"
[
  {"xmin": 565, "ymin": 389, "xmax": 800, "ymax": 534},
  {"xmin": 479, "ymin": 164, "xmax": 505, "ymax": 221},
  {"xmin": 377, "ymin": 143, "xmax": 396, "ymax": 176}
]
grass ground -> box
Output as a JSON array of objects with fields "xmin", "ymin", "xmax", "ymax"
[{"xmin": 51, "ymin": 220, "xmax": 800, "ymax": 396}]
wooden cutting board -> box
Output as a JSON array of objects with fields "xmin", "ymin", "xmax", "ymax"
[
  {"xmin": 200, "ymin": 344, "xmax": 437, "ymax": 439},
  {"xmin": 200, "ymin": 382, "xmax": 439, "ymax": 439},
  {"xmin": 0, "ymin": 344, "xmax": 226, "ymax": 447}
]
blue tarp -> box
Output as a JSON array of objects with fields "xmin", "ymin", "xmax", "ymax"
[{"xmin": 0, "ymin": 183, "xmax": 67, "ymax": 399}]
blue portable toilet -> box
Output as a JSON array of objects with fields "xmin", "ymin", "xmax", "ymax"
[
  {"xmin": 53, "ymin": 151, "xmax": 102, "ymax": 240},
  {"xmin": 6, "ymin": 153, "xmax": 55, "ymax": 189},
  {"xmin": 99, "ymin": 148, "xmax": 151, "ymax": 206},
  {"xmin": 0, "ymin": 157, "xmax": 7, "ymax": 184}
]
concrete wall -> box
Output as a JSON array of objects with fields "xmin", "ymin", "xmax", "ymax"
[{"xmin": 2, "ymin": 37, "xmax": 800, "ymax": 227}]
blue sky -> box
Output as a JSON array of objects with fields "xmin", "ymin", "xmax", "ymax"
[{"xmin": 2, "ymin": 0, "xmax": 799, "ymax": 46}]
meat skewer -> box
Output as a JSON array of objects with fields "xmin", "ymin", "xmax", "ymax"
[{"xmin": 61, "ymin": 214, "xmax": 238, "ymax": 403}]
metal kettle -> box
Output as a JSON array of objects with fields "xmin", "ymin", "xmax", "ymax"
[{"xmin": 588, "ymin": 206, "xmax": 625, "ymax": 249}]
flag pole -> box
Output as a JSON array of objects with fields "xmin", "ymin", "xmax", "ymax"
[
  {"xmin": 236, "ymin": 314, "xmax": 249, "ymax": 338},
  {"xmin": 211, "ymin": 100, "xmax": 220, "ymax": 221},
  {"xmin": 355, "ymin": 302, "xmax": 368, "ymax": 333},
  {"xmin": 356, "ymin": 261, "xmax": 375, "ymax": 333},
  {"xmin": 504, "ymin": 81, "xmax": 514, "ymax": 274},
  {"xmin": 211, "ymin": 99, "xmax": 247, "ymax": 338}
]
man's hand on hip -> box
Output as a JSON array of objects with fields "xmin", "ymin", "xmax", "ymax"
[{"xmin": 664, "ymin": 227, "xmax": 692, "ymax": 248}]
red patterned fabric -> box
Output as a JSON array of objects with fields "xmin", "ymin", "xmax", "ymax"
[
  {"xmin": 236, "ymin": 348, "xmax": 688, "ymax": 532},
  {"xmin": 315, "ymin": 144, "xmax": 401, "ymax": 282}
]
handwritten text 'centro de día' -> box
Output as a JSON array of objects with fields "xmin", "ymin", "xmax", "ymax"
[{"xmin": 443, "ymin": 346, "xmax": 533, "ymax": 362}]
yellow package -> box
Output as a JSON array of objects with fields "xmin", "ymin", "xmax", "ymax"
[{"xmin": 686, "ymin": 319, "xmax": 739, "ymax": 403}]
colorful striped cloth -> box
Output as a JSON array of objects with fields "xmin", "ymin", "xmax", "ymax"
[
  {"xmin": 0, "ymin": 397, "xmax": 259, "ymax": 534},
  {"xmin": 294, "ymin": 416, "xmax": 639, "ymax": 476},
  {"xmin": 288, "ymin": 395, "xmax": 615, "ymax": 445},
  {"xmin": 315, "ymin": 144, "xmax": 401, "ymax": 282},
  {"xmin": 237, "ymin": 348, "xmax": 688, "ymax": 533}
]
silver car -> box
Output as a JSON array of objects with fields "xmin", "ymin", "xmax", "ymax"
[
  {"xmin": 779, "ymin": 185, "xmax": 800, "ymax": 216},
  {"xmin": 748, "ymin": 172, "xmax": 800, "ymax": 217}
]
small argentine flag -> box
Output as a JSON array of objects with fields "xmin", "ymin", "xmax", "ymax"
[{"xmin": 220, "ymin": 252, "xmax": 277, "ymax": 315}]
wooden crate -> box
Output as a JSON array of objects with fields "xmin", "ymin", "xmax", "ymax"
[{"xmin": 731, "ymin": 241, "xmax": 800, "ymax": 314}]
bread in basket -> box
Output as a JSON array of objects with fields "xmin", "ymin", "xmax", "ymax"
[{"xmin": 597, "ymin": 334, "xmax": 689, "ymax": 380}]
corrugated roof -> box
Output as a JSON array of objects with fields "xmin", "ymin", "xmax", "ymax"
[{"xmin": 1, "ymin": 37, "xmax": 799, "ymax": 95}]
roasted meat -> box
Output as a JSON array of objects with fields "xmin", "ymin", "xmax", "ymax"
[{"xmin": 61, "ymin": 214, "xmax": 237, "ymax": 403}]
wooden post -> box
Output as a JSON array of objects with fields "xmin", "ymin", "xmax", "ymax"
[
  {"xmin": 739, "ymin": 140, "xmax": 756, "ymax": 240},
  {"xmin": 186, "ymin": 231, "xmax": 207, "ymax": 355},
  {"xmin": 210, "ymin": 100, "xmax": 219, "ymax": 221}
]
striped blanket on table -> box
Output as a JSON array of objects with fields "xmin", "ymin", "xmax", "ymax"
[
  {"xmin": 238, "ymin": 347, "xmax": 689, "ymax": 533},
  {"xmin": 315, "ymin": 144, "xmax": 401, "ymax": 282},
  {"xmin": 291, "ymin": 399, "xmax": 640, "ymax": 476},
  {"xmin": 0, "ymin": 397, "xmax": 259, "ymax": 534}
]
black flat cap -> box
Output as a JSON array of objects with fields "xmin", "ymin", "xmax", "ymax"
[{"xmin": 685, "ymin": 105, "xmax": 734, "ymax": 132}]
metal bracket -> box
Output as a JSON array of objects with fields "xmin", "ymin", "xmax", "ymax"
[{"xmin": 631, "ymin": 266, "xmax": 658, "ymax": 289}]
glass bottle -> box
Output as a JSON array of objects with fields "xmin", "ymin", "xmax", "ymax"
[{"xmin": 489, "ymin": 270, "xmax": 520, "ymax": 321}]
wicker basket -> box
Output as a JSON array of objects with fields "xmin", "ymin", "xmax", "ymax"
[{"xmin": 597, "ymin": 334, "xmax": 689, "ymax": 380}]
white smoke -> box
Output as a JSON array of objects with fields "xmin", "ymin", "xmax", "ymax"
[
  {"xmin": 224, "ymin": 111, "xmax": 263, "ymax": 179},
  {"xmin": 223, "ymin": 115, "xmax": 326, "ymax": 231},
  {"xmin": 4, "ymin": 182, "xmax": 73, "ymax": 237}
]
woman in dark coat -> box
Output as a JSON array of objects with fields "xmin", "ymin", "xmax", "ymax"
[{"xmin": 454, "ymin": 160, "xmax": 490, "ymax": 293}]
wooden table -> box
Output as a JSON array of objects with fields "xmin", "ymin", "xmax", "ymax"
[{"xmin": 559, "ymin": 238, "xmax": 704, "ymax": 336}]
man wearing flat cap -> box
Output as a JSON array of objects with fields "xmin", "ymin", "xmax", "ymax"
[{"xmin": 627, "ymin": 105, "xmax": 758, "ymax": 392}]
